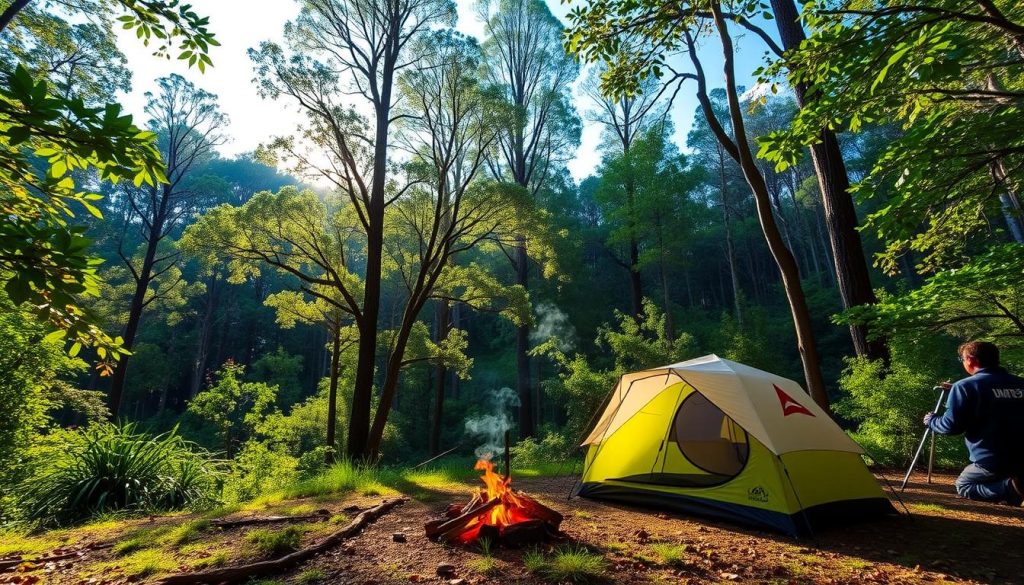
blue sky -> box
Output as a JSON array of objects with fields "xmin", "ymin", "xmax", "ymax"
[{"xmin": 114, "ymin": 0, "xmax": 771, "ymax": 181}]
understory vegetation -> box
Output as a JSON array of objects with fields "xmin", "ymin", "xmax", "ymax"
[{"xmin": 1, "ymin": 0, "xmax": 1021, "ymax": 541}]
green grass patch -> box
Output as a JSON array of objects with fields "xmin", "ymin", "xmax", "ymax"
[
  {"xmin": 112, "ymin": 525, "xmax": 174, "ymax": 555},
  {"xmin": 524, "ymin": 545, "xmax": 608, "ymax": 583},
  {"xmin": 297, "ymin": 568, "xmax": 328, "ymax": 583},
  {"xmin": 572, "ymin": 510, "xmax": 593, "ymax": 520},
  {"xmin": 245, "ymin": 525, "xmax": 307, "ymax": 557},
  {"xmin": 100, "ymin": 548, "xmax": 177, "ymax": 578},
  {"xmin": 0, "ymin": 529, "xmax": 66, "ymax": 557},
  {"xmin": 191, "ymin": 552, "xmax": 229, "ymax": 569},
  {"xmin": 649, "ymin": 542, "xmax": 690, "ymax": 566},
  {"xmin": 159, "ymin": 519, "xmax": 211, "ymax": 546},
  {"xmin": 600, "ymin": 540, "xmax": 627, "ymax": 553}
]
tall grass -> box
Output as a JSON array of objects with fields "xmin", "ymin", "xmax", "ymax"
[{"xmin": 19, "ymin": 423, "xmax": 221, "ymax": 526}]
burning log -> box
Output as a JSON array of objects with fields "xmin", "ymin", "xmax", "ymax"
[
  {"xmin": 423, "ymin": 460, "xmax": 564, "ymax": 547},
  {"xmin": 425, "ymin": 497, "xmax": 500, "ymax": 540}
]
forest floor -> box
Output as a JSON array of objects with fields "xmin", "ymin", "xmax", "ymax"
[{"xmin": 2, "ymin": 469, "xmax": 1022, "ymax": 585}]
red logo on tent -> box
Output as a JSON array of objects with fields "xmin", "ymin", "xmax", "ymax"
[{"xmin": 774, "ymin": 384, "xmax": 815, "ymax": 417}]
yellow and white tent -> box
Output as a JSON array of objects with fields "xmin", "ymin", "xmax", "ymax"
[{"xmin": 577, "ymin": 355, "xmax": 895, "ymax": 536}]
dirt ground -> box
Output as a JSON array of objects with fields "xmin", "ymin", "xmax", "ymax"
[{"xmin": 3, "ymin": 470, "xmax": 1023, "ymax": 585}]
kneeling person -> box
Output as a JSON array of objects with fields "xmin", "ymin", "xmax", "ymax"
[{"xmin": 924, "ymin": 341, "xmax": 1024, "ymax": 505}]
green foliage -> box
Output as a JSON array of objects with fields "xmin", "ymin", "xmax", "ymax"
[
  {"xmin": 245, "ymin": 525, "xmax": 306, "ymax": 557},
  {"xmin": 842, "ymin": 244, "xmax": 1024, "ymax": 357},
  {"xmin": 221, "ymin": 440, "xmax": 298, "ymax": 504},
  {"xmin": 250, "ymin": 347, "xmax": 305, "ymax": 407},
  {"xmin": 186, "ymin": 361, "xmax": 278, "ymax": 456},
  {"xmin": 511, "ymin": 431, "xmax": 572, "ymax": 467},
  {"xmin": 835, "ymin": 338, "xmax": 966, "ymax": 467},
  {"xmin": 0, "ymin": 292, "xmax": 89, "ymax": 491},
  {"xmin": 0, "ymin": 0, "xmax": 218, "ymax": 359},
  {"xmin": 759, "ymin": 0, "xmax": 1024, "ymax": 274},
  {"xmin": 18, "ymin": 423, "xmax": 221, "ymax": 526}
]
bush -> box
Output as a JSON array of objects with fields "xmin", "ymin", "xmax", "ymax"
[
  {"xmin": 836, "ymin": 352, "xmax": 966, "ymax": 467},
  {"xmin": 511, "ymin": 431, "xmax": 572, "ymax": 467},
  {"xmin": 18, "ymin": 423, "xmax": 221, "ymax": 526},
  {"xmin": 222, "ymin": 440, "xmax": 298, "ymax": 503}
]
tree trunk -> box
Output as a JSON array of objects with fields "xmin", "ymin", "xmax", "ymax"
[
  {"xmin": 346, "ymin": 94, "xmax": 392, "ymax": 462},
  {"xmin": 711, "ymin": 2, "xmax": 829, "ymax": 408},
  {"xmin": 325, "ymin": 323, "xmax": 342, "ymax": 464},
  {"xmin": 515, "ymin": 239, "xmax": 534, "ymax": 438},
  {"xmin": 770, "ymin": 0, "xmax": 889, "ymax": 363},
  {"xmin": 430, "ymin": 300, "xmax": 450, "ymax": 456},
  {"xmin": 189, "ymin": 274, "xmax": 219, "ymax": 399},
  {"xmin": 628, "ymin": 237, "xmax": 643, "ymax": 318},
  {"xmin": 107, "ymin": 216, "xmax": 162, "ymax": 418},
  {"xmin": 719, "ymin": 146, "xmax": 743, "ymax": 325}
]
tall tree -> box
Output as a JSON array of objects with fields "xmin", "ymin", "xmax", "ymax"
[
  {"xmin": 766, "ymin": 0, "xmax": 888, "ymax": 363},
  {"xmin": 106, "ymin": 74, "xmax": 226, "ymax": 417},
  {"xmin": 584, "ymin": 68, "xmax": 667, "ymax": 319},
  {"xmin": 250, "ymin": 0, "xmax": 456, "ymax": 460},
  {"xmin": 477, "ymin": 0, "xmax": 579, "ymax": 437},
  {"xmin": 568, "ymin": 0, "xmax": 830, "ymax": 407}
]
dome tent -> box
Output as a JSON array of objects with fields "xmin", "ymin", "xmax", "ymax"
[{"xmin": 577, "ymin": 355, "xmax": 896, "ymax": 536}]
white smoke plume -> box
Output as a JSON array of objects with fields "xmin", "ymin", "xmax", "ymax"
[
  {"xmin": 464, "ymin": 387, "xmax": 520, "ymax": 461},
  {"xmin": 530, "ymin": 302, "xmax": 577, "ymax": 353}
]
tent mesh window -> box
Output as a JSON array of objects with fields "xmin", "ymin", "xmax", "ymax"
[{"xmin": 673, "ymin": 391, "xmax": 749, "ymax": 478}]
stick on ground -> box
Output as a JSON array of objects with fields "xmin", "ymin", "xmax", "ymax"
[{"xmin": 155, "ymin": 497, "xmax": 408, "ymax": 585}]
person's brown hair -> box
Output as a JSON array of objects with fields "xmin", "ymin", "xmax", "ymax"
[{"xmin": 959, "ymin": 341, "xmax": 1000, "ymax": 368}]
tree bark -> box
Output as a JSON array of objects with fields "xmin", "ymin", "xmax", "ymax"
[
  {"xmin": 711, "ymin": 2, "xmax": 829, "ymax": 408},
  {"xmin": 515, "ymin": 240, "xmax": 534, "ymax": 438},
  {"xmin": 719, "ymin": 146, "xmax": 743, "ymax": 325},
  {"xmin": 0, "ymin": 0, "xmax": 30, "ymax": 34},
  {"xmin": 430, "ymin": 300, "xmax": 450, "ymax": 456},
  {"xmin": 325, "ymin": 323, "xmax": 341, "ymax": 464},
  {"xmin": 770, "ymin": 0, "xmax": 889, "ymax": 363},
  {"xmin": 107, "ymin": 209, "xmax": 163, "ymax": 418},
  {"xmin": 189, "ymin": 274, "xmax": 219, "ymax": 399}
]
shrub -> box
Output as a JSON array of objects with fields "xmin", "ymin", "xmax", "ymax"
[
  {"xmin": 835, "ymin": 350, "xmax": 966, "ymax": 467},
  {"xmin": 511, "ymin": 431, "xmax": 572, "ymax": 467},
  {"xmin": 18, "ymin": 423, "xmax": 221, "ymax": 526},
  {"xmin": 222, "ymin": 440, "xmax": 298, "ymax": 503}
]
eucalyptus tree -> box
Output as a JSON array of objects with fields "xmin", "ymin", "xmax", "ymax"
[
  {"xmin": 477, "ymin": 0, "xmax": 580, "ymax": 437},
  {"xmin": 250, "ymin": 0, "xmax": 457, "ymax": 460},
  {"xmin": 583, "ymin": 67, "xmax": 668, "ymax": 319},
  {"xmin": 106, "ymin": 74, "xmax": 227, "ymax": 417},
  {"xmin": 567, "ymin": 1, "xmax": 830, "ymax": 407}
]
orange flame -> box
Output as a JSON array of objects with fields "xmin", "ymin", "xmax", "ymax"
[{"xmin": 454, "ymin": 460, "xmax": 533, "ymax": 543}]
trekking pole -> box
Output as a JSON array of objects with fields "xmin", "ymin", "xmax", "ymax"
[{"xmin": 900, "ymin": 386, "xmax": 948, "ymax": 492}]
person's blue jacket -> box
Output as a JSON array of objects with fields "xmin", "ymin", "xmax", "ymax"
[{"xmin": 928, "ymin": 367, "xmax": 1024, "ymax": 473}]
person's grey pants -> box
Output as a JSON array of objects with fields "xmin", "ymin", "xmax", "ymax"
[{"xmin": 955, "ymin": 464, "xmax": 1022, "ymax": 505}]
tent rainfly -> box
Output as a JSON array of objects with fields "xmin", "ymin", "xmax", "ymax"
[{"xmin": 576, "ymin": 355, "xmax": 896, "ymax": 536}]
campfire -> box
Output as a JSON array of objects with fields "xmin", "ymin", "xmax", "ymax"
[{"xmin": 424, "ymin": 460, "xmax": 563, "ymax": 546}]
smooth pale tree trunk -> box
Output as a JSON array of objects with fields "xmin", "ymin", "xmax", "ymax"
[
  {"xmin": 711, "ymin": 2, "xmax": 829, "ymax": 408},
  {"xmin": 770, "ymin": 0, "xmax": 888, "ymax": 363}
]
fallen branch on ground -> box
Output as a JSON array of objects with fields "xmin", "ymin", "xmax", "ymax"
[{"xmin": 154, "ymin": 497, "xmax": 408, "ymax": 585}]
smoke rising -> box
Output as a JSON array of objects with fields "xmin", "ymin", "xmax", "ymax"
[
  {"xmin": 530, "ymin": 302, "xmax": 577, "ymax": 353},
  {"xmin": 464, "ymin": 387, "xmax": 520, "ymax": 461}
]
